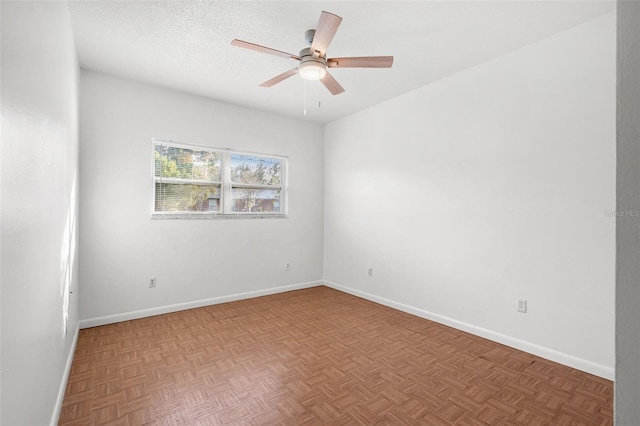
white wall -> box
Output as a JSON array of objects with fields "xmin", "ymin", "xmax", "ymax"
[
  {"xmin": 79, "ymin": 71, "xmax": 324, "ymax": 323},
  {"xmin": 615, "ymin": 0, "xmax": 640, "ymax": 423},
  {"xmin": 324, "ymin": 13, "xmax": 615, "ymax": 378},
  {"xmin": 1, "ymin": 2, "xmax": 80, "ymax": 424}
]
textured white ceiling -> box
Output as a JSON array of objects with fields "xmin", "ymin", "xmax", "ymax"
[{"xmin": 68, "ymin": 1, "xmax": 614, "ymax": 124}]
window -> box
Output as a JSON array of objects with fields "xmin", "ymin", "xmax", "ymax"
[{"xmin": 152, "ymin": 140, "xmax": 287, "ymax": 218}]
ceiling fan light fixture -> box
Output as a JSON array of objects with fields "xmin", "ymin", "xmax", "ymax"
[{"xmin": 298, "ymin": 60, "xmax": 327, "ymax": 80}]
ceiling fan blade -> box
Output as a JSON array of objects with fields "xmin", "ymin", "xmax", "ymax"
[
  {"xmin": 310, "ymin": 11, "xmax": 342, "ymax": 57},
  {"xmin": 231, "ymin": 39, "xmax": 300, "ymax": 61},
  {"xmin": 320, "ymin": 71, "xmax": 345, "ymax": 95},
  {"xmin": 259, "ymin": 68, "xmax": 299, "ymax": 88},
  {"xmin": 328, "ymin": 56, "xmax": 394, "ymax": 68}
]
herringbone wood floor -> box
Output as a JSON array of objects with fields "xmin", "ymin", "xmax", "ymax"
[{"xmin": 60, "ymin": 286, "xmax": 612, "ymax": 425}]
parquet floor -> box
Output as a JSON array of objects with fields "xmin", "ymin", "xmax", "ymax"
[{"xmin": 60, "ymin": 286, "xmax": 613, "ymax": 425}]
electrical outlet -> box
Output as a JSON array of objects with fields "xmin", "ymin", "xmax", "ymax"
[
  {"xmin": 517, "ymin": 298, "xmax": 527, "ymax": 313},
  {"xmin": 285, "ymin": 262, "xmax": 291, "ymax": 272},
  {"xmin": 149, "ymin": 277, "xmax": 156, "ymax": 288},
  {"xmin": 368, "ymin": 268, "xmax": 373, "ymax": 277}
]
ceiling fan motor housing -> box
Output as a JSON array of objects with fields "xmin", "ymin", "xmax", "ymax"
[{"xmin": 298, "ymin": 47, "xmax": 327, "ymax": 80}]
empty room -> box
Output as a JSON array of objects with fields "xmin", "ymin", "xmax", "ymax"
[{"xmin": 2, "ymin": 1, "xmax": 639, "ymax": 425}]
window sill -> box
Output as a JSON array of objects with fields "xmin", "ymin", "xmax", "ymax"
[{"xmin": 151, "ymin": 214, "xmax": 288, "ymax": 220}]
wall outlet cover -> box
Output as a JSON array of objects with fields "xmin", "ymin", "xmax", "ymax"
[{"xmin": 517, "ymin": 299, "xmax": 527, "ymax": 313}]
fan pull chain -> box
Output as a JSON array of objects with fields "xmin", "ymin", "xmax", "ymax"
[
  {"xmin": 303, "ymin": 81, "xmax": 307, "ymax": 116},
  {"xmin": 317, "ymin": 67, "xmax": 322, "ymax": 109}
]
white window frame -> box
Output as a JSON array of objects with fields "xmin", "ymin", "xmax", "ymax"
[{"xmin": 151, "ymin": 139, "xmax": 288, "ymax": 219}]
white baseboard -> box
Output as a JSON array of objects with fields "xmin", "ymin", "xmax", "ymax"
[
  {"xmin": 79, "ymin": 281, "xmax": 323, "ymax": 329},
  {"xmin": 50, "ymin": 323, "xmax": 80, "ymax": 426},
  {"xmin": 323, "ymin": 280, "xmax": 614, "ymax": 381}
]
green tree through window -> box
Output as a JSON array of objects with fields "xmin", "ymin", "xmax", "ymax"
[{"xmin": 152, "ymin": 140, "xmax": 286, "ymax": 217}]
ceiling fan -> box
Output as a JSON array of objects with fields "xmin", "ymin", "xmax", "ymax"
[{"xmin": 231, "ymin": 11, "xmax": 393, "ymax": 95}]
